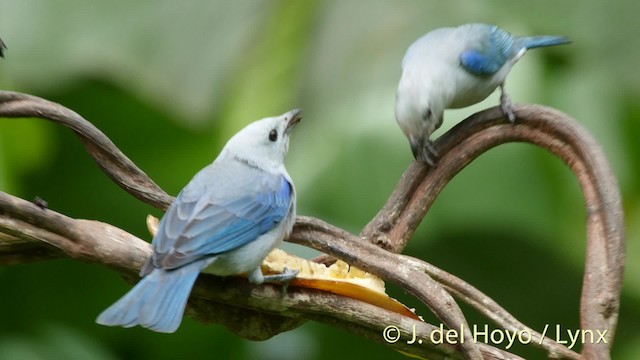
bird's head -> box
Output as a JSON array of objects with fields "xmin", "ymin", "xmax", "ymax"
[
  {"xmin": 225, "ymin": 109, "xmax": 302, "ymax": 169},
  {"xmin": 395, "ymin": 83, "xmax": 444, "ymax": 162}
]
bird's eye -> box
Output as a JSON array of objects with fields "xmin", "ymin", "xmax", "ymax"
[
  {"xmin": 269, "ymin": 129, "xmax": 278, "ymax": 142},
  {"xmin": 422, "ymin": 108, "xmax": 432, "ymax": 121}
]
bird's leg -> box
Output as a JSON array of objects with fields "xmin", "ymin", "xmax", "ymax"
[
  {"xmin": 262, "ymin": 267, "xmax": 299, "ymax": 294},
  {"xmin": 263, "ymin": 267, "xmax": 299, "ymax": 283},
  {"xmin": 248, "ymin": 264, "xmax": 298, "ymax": 285},
  {"xmin": 499, "ymin": 83, "xmax": 516, "ymax": 123},
  {"xmin": 248, "ymin": 266, "xmax": 298, "ymax": 293}
]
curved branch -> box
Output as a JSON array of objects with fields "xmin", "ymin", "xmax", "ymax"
[
  {"xmin": 363, "ymin": 105, "xmax": 624, "ymax": 359},
  {"xmin": 0, "ymin": 91, "xmax": 624, "ymax": 359},
  {"xmin": 0, "ymin": 91, "xmax": 173, "ymax": 210},
  {"xmin": 0, "ymin": 191, "xmax": 515, "ymax": 360},
  {"xmin": 405, "ymin": 257, "xmax": 579, "ymax": 360},
  {"xmin": 290, "ymin": 216, "xmax": 483, "ymax": 359}
]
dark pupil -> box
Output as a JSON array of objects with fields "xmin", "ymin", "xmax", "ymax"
[{"xmin": 269, "ymin": 129, "xmax": 278, "ymax": 141}]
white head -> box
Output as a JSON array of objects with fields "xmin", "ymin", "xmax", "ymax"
[
  {"xmin": 223, "ymin": 109, "xmax": 302, "ymax": 170},
  {"xmin": 395, "ymin": 74, "xmax": 445, "ymax": 160}
]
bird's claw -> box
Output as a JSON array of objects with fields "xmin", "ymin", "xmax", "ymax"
[
  {"xmin": 419, "ymin": 141, "xmax": 439, "ymax": 167},
  {"xmin": 263, "ymin": 267, "xmax": 298, "ymax": 294}
]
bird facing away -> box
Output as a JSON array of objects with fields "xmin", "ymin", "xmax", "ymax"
[
  {"xmin": 97, "ymin": 109, "xmax": 302, "ymax": 333},
  {"xmin": 395, "ymin": 23, "xmax": 570, "ymax": 165}
]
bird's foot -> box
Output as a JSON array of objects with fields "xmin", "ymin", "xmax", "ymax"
[
  {"xmin": 500, "ymin": 86, "xmax": 516, "ymax": 124},
  {"xmin": 265, "ymin": 267, "xmax": 298, "ymax": 290},
  {"xmin": 419, "ymin": 141, "xmax": 439, "ymax": 167},
  {"xmin": 263, "ymin": 267, "xmax": 298, "ymax": 283},
  {"xmin": 263, "ymin": 267, "xmax": 298, "ymax": 294},
  {"xmin": 410, "ymin": 137, "xmax": 439, "ymax": 166}
]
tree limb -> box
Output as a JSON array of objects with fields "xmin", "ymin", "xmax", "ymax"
[
  {"xmin": 0, "ymin": 191, "xmax": 512, "ymax": 359},
  {"xmin": 0, "ymin": 91, "xmax": 173, "ymax": 210},
  {"xmin": 0, "ymin": 91, "xmax": 624, "ymax": 359},
  {"xmin": 361, "ymin": 105, "xmax": 624, "ymax": 359}
]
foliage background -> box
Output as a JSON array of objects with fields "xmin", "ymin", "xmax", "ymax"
[{"xmin": 1, "ymin": 1, "xmax": 638, "ymax": 359}]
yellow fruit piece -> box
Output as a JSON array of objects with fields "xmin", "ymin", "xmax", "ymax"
[{"xmin": 263, "ymin": 248, "xmax": 386, "ymax": 294}]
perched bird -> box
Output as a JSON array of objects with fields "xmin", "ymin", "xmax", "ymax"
[
  {"xmin": 0, "ymin": 38, "xmax": 6, "ymax": 58},
  {"xmin": 395, "ymin": 23, "xmax": 570, "ymax": 165},
  {"xmin": 97, "ymin": 109, "xmax": 302, "ymax": 333}
]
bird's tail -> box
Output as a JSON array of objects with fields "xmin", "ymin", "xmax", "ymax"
[
  {"xmin": 96, "ymin": 260, "xmax": 205, "ymax": 333},
  {"xmin": 517, "ymin": 35, "xmax": 571, "ymax": 50}
]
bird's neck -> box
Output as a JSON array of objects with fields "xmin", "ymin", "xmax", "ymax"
[{"xmin": 231, "ymin": 152, "xmax": 284, "ymax": 174}]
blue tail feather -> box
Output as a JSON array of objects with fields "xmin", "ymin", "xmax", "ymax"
[
  {"xmin": 96, "ymin": 260, "xmax": 205, "ymax": 333},
  {"xmin": 517, "ymin": 35, "xmax": 571, "ymax": 50}
]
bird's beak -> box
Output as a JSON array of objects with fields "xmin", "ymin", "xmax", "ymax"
[
  {"xmin": 409, "ymin": 136, "xmax": 423, "ymax": 161},
  {"xmin": 285, "ymin": 109, "xmax": 303, "ymax": 134}
]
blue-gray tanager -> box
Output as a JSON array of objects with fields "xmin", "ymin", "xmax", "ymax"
[
  {"xmin": 96, "ymin": 109, "xmax": 302, "ymax": 333},
  {"xmin": 395, "ymin": 23, "xmax": 570, "ymax": 165}
]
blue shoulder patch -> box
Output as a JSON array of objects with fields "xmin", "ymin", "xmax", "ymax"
[{"xmin": 460, "ymin": 26, "xmax": 514, "ymax": 76}]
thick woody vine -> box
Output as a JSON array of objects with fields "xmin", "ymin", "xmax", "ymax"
[{"xmin": 0, "ymin": 91, "xmax": 624, "ymax": 360}]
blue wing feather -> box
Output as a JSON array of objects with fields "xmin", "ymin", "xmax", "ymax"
[
  {"xmin": 149, "ymin": 172, "xmax": 292, "ymax": 270},
  {"xmin": 460, "ymin": 25, "xmax": 514, "ymax": 76}
]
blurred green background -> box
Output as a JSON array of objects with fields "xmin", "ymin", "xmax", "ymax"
[{"xmin": 1, "ymin": 1, "xmax": 638, "ymax": 359}]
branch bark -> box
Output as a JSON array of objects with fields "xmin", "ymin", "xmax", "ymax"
[
  {"xmin": 361, "ymin": 105, "xmax": 624, "ymax": 359},
  {"xmin": 0, "ymin": 91, "xmax": 173, "ymax": 210},
  {"xmin": 0, "ymin": 91, "xmax": 624, "ymax": 360},
  {"xmin": 0, "ymin": 191, "xmax": 511, "ymax": 360}
]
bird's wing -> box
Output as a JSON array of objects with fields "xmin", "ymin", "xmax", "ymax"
[
  {"xmin": 149, "ymin": 166, "xmax": 292, "ymax": 270},
  {"xmin": 459, "ymin": 25, "xmax": 514, "ymax": 76}
]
